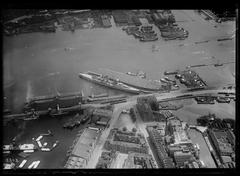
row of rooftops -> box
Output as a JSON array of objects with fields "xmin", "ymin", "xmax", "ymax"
[
  {"xmin": 124, "ymin": 152, "xmax": 157, "ymax": 168},
  {"xmin": 147, "ymin": 127, "xmax": 175, "ymax": 168},
  {"xmin": 208, "ymin": 129, "xmax": 235, "ymax": 155}
]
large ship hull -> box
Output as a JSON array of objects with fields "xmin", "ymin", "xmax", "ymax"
[{"xmin": 79, "ymin": 72, "xmax": 141, "ymax": 94}]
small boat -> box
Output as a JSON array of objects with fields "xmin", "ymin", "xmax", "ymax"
[
  {"xmin": 18, "ymin": 160, "xmax": 27, "ymax": 168},
  {"xmin": 160, "ymin": 78, "xmax": 169, "ymax": 84},
  {"xmin": 126, "ymin": 72, "xmax": 137, "ymax": 76},
  {"xmin": 23, "ymin": 150, "xmax": 34, "ymax": 153},
  {"xmin": 33, "ymin": 161, "xmax": 40, "ymax": 169},
  {"xmin": 41, "ymin": 148, "xmax": 51, "ymax": 152},
  {"xmin": 36, "ymin": 135, "xmax": 43, "ymax": 141},
  {"xmin": 43, "ymin": 142, "xmax": 48, "ymax": 147},
  {"xmin": 37, "ymin": 141, "xmax": 42, "ymax": 148},
  {"xmin": 214, "ymin": 63, "xmax": 223, "ymax": 67},
  {"xmin": 28, "ymin": 161, "xmax": 37, "ymax": 169},
  {"xmin": 52, "ymin": 140, "xmax": 59, "ymax": 148},
  {"xmin": 164, "ymin": 77, "xmax": 175, "ymax": 83},
  {"xmin": 164, "ymin": 71, "xmax": 178, "ymax": 75}
]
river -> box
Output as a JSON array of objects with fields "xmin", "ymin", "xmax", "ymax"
[{"xmin": 3, "ymin": 10, "xmax": 235, "ymax": 168}]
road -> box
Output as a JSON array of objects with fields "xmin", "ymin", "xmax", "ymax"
[{"xmin": 85, "ymin": 86, "xmax": 235, "ymax": 168}]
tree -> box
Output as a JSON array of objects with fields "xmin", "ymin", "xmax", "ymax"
[
  {"xmin": 132, "ymin": 128, "xmax": 137, "ymax": 133},
  {"xmin": 130, "ymin": 108, "xmax": 136, "ymax": 122},
  {"xmin": 122, "ymin": 127, "xmax": 127, "ymax": 131}
]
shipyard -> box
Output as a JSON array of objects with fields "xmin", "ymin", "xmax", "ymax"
[{"xmin": 3, "ymin": 9, "xmax": 236, "ymax": 171}]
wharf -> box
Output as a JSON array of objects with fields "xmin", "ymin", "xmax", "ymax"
[{"xmin": 100, "ymin": 69, "xmax": 162, "ymax": 91}]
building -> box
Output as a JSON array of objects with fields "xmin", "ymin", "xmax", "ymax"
[
  {"xmin": 123, "ymin": 152, "xmax": 157, "ymax": 168},
  {"xmin": 112, "ymin": 11, "xmax": 128, "ymax": 26},
  {"xmin": 167, "ymin": 144, "xmax": 190, "ymax": 158},
  {"xmin": 167, "ymin": 118, "xmax": 192, "ymax": 145},
  {"xmin": 147, "ymin": 127, "xmax": 175, "ymax": 168},
  {"xmin": 96, "ymin": 151, "xmax": 117, "ymax": 168},
  {"xmin": 226, "ymin": 129, "xmax": 235, "ymax": 148},
  {"xmin": 101, "ymin": 15, "xmax": 112, "ymax": 28},
  {"xmin": 92, "ymin": 108, "xmax": 113, "ymax": 118},
  {"xmin": 104, "ymin": 128, "xmax": 148, "ymax": 154},
  {"xmin": 208, "ymin": 129, "xmax": 234, "ymax": 158},
  {"xmin": 173, "ymin": 151, "xmax": 193, "ymax": 167},
  {"xmin": 64, "ymin": 127, "xmax": 101, "ymax": 168}
]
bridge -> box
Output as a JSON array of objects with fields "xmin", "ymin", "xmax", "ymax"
[{"xmin": 4, "ymin": 87, "xmax": 234, "ymax": 124}]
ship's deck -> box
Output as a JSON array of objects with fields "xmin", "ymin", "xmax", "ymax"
[{"xmin": 99, "ymin": 69, "xmax": 161, "ymax": 90}]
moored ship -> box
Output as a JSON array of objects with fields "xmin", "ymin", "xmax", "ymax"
[{"xmin": 79, "ymin": 72, "xmax": 141, "ymax": 94}]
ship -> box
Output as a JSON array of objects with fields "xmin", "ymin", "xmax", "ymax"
[
  {"xmin": 99, "ymin": 69, "xmax": 162, "ymax": 92},
  {"xmin": 79, "ymin": 71, "xmax": 141, "ymax": 94}
]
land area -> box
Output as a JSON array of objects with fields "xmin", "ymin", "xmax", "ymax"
[{"xmin": 3, "ymin": 9, "xmax": 235, "ymax": 170}]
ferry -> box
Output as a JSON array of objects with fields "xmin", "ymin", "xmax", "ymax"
[{"xmin": 79, "ymin": 72, "xmax": 141, "ymax": 94}]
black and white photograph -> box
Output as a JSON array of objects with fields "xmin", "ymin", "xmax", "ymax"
[{"xmin": 2, "ymin": 8, "xmax": 236, "ymax": 170}]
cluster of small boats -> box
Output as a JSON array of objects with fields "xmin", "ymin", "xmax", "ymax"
[
  {"xmin": 123, "ymin": 25, "xmax": 158, "ymax": 42},
  {"xmin": 158, "ymin": 24, "xmax": 188, "ymax": 41},
  {"xmin": 34, "ymin": 131, "xmax": 59, "ymax": 152}
]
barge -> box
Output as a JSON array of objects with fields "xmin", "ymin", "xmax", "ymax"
[{"xmin": 79, "ymin": 72, "xmax": 141, "ymax": 94}]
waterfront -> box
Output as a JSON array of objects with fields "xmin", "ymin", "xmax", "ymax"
[{"xmin": 3, "ymin": 10, "xmax": 235, "ymax": 169}]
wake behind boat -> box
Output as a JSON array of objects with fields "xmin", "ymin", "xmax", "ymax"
[{"xmin": 79, "ymin": 71, "xmax": 141, "ymax": 94}]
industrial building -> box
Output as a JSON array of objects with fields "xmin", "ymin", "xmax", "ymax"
[
  {"xmin": 64, "ymin": 127, "xmax": 101, "ymax": 168},
  {"xmin": 104, "ymin": 128, "xmax": 149, "ymax": 154},
  {"xmin": 208, "ymin": 129, "xmax": 235, "ymax": 158}
]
